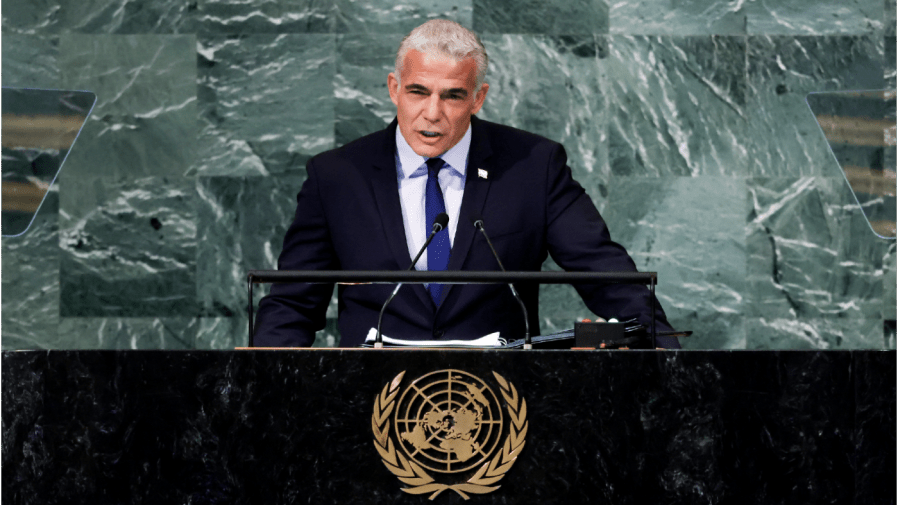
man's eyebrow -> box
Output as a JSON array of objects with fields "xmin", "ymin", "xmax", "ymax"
[
  {"xmin": 443, "ymin": 88, "xmax": 468, "ymax": 97},
  {"xmin": 403, "ymin": 84, "xmax": 469, "ymax": 97}
]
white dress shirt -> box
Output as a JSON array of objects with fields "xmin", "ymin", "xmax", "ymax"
[{"xmin": 395, "ymin": 124, "xmax": 471, "ymax": 270}]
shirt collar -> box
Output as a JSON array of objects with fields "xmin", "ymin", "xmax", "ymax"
[{"xmin": 396, "ymin": 123, "xmax": 472, "ymax": 178}]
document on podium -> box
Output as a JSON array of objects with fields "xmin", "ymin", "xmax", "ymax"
[
  {"xmin": 362, "ymin": 328, "xmax": 505, "ymax": 348},
  {"xmin": 360, "ymin": 328, "xmax": 581, "ymax": 349}
]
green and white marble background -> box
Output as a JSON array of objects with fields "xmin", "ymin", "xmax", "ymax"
[{"xmin": 2, "ymin": 0, "xmax": 895, "ymax": 350}]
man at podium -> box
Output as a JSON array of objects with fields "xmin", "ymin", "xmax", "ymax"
[{"xmin": 254, "ymin": 19, "xmax": 680, "ymax": 349}]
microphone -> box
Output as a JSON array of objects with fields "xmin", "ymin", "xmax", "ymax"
[
  {"xmin": 374, "ymin": 212, "xmax": 449, "ymax": 348},
  {"xmin": 473, "ymin": 218, "xmax": 532, "ymax": 349}
]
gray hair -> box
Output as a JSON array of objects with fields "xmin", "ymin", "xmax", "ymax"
[{"xmin": 395, "ymin": 19, "xmax": 489, "ymax": 91}]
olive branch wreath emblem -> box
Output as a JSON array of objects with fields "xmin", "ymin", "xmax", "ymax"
[{"xmin": 371, "ymin": 371, "xmax": 528, "ymax": 500}]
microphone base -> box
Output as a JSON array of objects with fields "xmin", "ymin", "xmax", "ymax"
[
  {"xmin": 523, "ymin": 343, "xmax": 533, "ymax": 350},
  {"xmin": 373, "ymin": 342, "xmax": 384, "ymax": 349}
]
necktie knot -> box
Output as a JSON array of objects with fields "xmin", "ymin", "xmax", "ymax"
[{"xmin": 425, "ymin": 157, "xmax": 444, "ymax": 176}]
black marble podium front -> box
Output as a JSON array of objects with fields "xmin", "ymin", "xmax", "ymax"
[{"xmin": 2, "ymin": 350, "xmax": 895, "ymax": 504}]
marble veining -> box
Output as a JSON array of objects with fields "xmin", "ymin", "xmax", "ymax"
[
  {"xmin": 746, "ymin": 36, "xmax": 885, "ymax": 177},
  {"xmin": 1, "ymin": 0, "xmax": 894, "ymax": 351},
  {"xmin": 745, "ymin": 0, "xmax": 883, "ymax": 35},
  {"xmin": 1, "ymin": 0, "xmax": 196, "ymax": 34},
  {"xmin": 196, "ymin": 175, "xmax": 306, "ymax": 318},
  {"xmin": 478, "ymin": 35, "xmax": 606, "ymax": 182},
  {"xmin": 1, "ymin": 35, "xmax": 60, "ymax": 88},
  {"xmin": 886, "ymin": 33, "xmax": 896, "ymax": 88},
  {"xmin": 196, "ymin": 0, "xmax": 334, "ymax": 34},
  {"xmin": 604, "ymin": 177, "xmax": 748, "ymax": 347},
  {"xmin": 57, "ymin": 34, "xmax": 197, "ymax": 180},
  {"xmin": 1, "ymin": 192, "xmax": 61, "ymax": 350},
  {"xmin": 472, "ymin": 0, "xmax": 608, "ymax": 35},
  {"xmin": 56, "ymin": 317, "xmax": 199, "ymax": 349},
  {"xmin": 609, "ymin": 0, "xmax": 749, "ymax": 35},
  {"xmin": 59, "ymin": 177, "xmax": 199, "ymax": 317},
  {"xmin": 335, "ymin": 0, "xmax": 472, "ymax": 33},
  {"xmin": 603, "ymin": 35, "xmax": 749, "ymax": 177},
  {"xmin": 747, "ymin": 177, "xmax": 882, "ymax": 321},
  {"xmin": 335, "ymin": 33, "xmax": 403, "ymax": 146},
  {"xmin": 194, "ymin": 34, "xmax": 335, "ymax": 176}
]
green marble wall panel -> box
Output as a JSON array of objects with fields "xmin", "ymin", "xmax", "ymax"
[
  {"xmin": 746, "ymin": 177, "xmax": 883, "ymax": 321},
  {"xmin": 196, "ymin": 317, "xmax": 247, "ymax": 349},
  {"xmin": 744, "ymin": 0, "xmax": 883, "ymax": 35},
  {"xmin": 194, "ymin": 34, "xmax": 335, "ymax": 176},
  {"xmin": 1, "ymin": 0, "xmax": 195, "ymax": 34},
  {"xmin": 604, "ymin": 176, "xmax": 747, "ymax": 349},
  {"xmin": 888, "ymin": 0, "xmax": 897, "ymax": 36},
  {"xmin": 477, "ymin": 35, "xmax": 607, "ymax": 200},
  {"xmin": 1, "ymin": 192, "xmax": 60, "ymax": 350},
  {"xmin": 882, "ymin": 242, "xmax": 898, "ymax": 319},
  {"xmin": 335, "ymin": 34, "xmax": 403, "ymax": 146},
  {"xmin": 56, "ymin": 317, "xmax": 198, "ymax": 349},
  {"xmin": 746, "ymin": 36, "xmax": 885, "ymax": 177},
  {"xmin": 195, "ymin": 177, "xmax": 252, "ymax": 318},
  {"xmin": 886, "ymin": 34, "xmax": 896, "ymax": 87},
  {"xmin": 194, "ymin": 174, "xmax": 338, "ymax": 348},
  {"xmin": 609, "ymin": 0, "xmax": 748, "ymax": 35},
  {"xmin": 1, "ymin": 35, "xmax": 60, "ymax": 88},
  {"xmin": 196, "ymin": 0, "xmax": 334, "ymax": 34},
  {"xmin": 472, "ymin": 0, "xmax": 608, "ymax": 34},
  {"xmin": 745, "ymin": 318, "xmax": 884, "ymax": 349},
  {"xmin": 610, "ymin": 0, "xmax": 886, "ymax": 36},
  {"xmin": 57, "ymin": 34, "xmax": 197, "ymax": 180},
  {"xmin": 889, "ymin": 0, "xmax": 897, "ymax": 99},
  {"xmin": 195, "ymin": 317, "xmax": 340, "ymax": 349},
  {"xmin": 58, "ymin": 176, "xmax": 198, "ymax": 317},
  {"xmin": 603, "ymin": 36, "xmax": 749, "ymax": 177},
  {"xmin": 537, "ymin": 279, "xmax": 592, "ymax": 336},
  {"xmin": 335, "ymin": 0, "xmax": 471, "ymax": 33},
  {"xmin": 196, "ymin": 175, "xmax": 305, "ymax": 318}
]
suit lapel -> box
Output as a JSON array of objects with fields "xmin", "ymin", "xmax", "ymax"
[
  {"xmin": 440, "ymin": 116, "xmax": 493, "ymax": 307},
  {"xmin": 370, "ymin": 119, "xmax": 435, "ymax": 312}
]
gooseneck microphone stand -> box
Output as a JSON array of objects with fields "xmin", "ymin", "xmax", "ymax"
[
  {"xmin": 374, "ymin": 213, "xmax": 449, "ymax": 348},
  {"xmin": 473, "ymin": 219, "xmax": 532, "ymax": 349}
]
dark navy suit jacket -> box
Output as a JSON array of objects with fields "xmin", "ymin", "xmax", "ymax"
[{"xmin": 254, "ymin": 116, "xmax": 679, "ymax": 348}]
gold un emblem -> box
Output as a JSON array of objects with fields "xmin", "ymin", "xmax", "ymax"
[{"xmin": 372, "ymin": 369, "xmax": 528, "ymax": 500}]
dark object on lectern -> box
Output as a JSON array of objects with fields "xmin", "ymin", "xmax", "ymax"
[
  {"xmin": 504, "ymin": 329, "xmax": 575, "ymax": 349},
  {"xmin": 575, "ymin": 321, "xmax": 627, "ymax": 348}
]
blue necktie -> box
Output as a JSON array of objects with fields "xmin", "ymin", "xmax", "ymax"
[{"xmin": 425, "ymin": 157, "xmax": 450, "ymax": 306}]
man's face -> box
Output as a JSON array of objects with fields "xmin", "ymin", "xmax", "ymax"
[{"xmin": 388, "ymin": 49, "xmax": 489, "ymax": 158}]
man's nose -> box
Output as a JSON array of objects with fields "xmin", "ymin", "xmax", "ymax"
[{"xmin": 423, "ymin": 94, "xmax": 442, "ymax": 121}]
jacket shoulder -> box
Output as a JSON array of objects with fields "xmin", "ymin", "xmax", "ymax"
[{"xmin": 474, "ymin": 117, "xmax": 559, "ymax": 148}]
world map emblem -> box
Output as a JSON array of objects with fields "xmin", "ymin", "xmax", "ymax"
[{"xmin": 372, "ymin": 370, "xmax": 528, "ymax": 500}]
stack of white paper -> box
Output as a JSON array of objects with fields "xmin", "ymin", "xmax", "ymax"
[{"xmin": 363, "ymin": 328, "xmax": 505, "ymax": 347}]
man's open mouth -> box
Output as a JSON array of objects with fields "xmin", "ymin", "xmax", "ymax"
[{"xmin": 420, "ymin": 130, "xmax": 441, "ymax": 138}]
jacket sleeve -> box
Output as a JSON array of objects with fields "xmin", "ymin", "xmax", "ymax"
[
  {"xmin": 542, "ymin": 143, "xmax": 681, "ymax": 349},
  {"xmin": 253, "ymin": 158, "xmax": 337, "ymax": 347}
]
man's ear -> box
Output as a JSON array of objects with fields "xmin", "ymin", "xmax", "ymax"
[
  {"xmin": 387, "ymin": 72, "xmax": 400, "ymax": 107},
  {"xmin": 471, "ymin": 82, "xmax": 489, "ymax": 114}
]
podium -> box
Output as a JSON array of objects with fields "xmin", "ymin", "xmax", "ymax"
[{"xmin": 2, "ymin": 349, "xmax": 894, "ymax": 503}]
